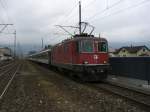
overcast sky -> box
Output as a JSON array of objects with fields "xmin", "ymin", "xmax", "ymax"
[{"xmin": 0, "ymin": 0, "xmax": 150, "ymax": 53}]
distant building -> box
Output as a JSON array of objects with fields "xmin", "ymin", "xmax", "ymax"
[
  {"xmin": 109, "ymin": 48, "xmax": 116, "ymax": 57},
  {"xmin": 0, "ymin": 47, "xmax": 12, "ymax": 61},
  {"xmin": 28, "ymin": 51, "xmax": 37, "ymax": 55},
  {"xmin": 114, "ymin": 45, "xmax": 150, "ymax": 57}
]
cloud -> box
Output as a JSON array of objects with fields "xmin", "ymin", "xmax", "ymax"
[{"xmin": 0, "ymin": 0, "xmax": 149, "ymax": 54}]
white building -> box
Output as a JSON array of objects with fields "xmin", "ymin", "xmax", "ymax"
[
  {"xmin": 109, "ymin": 48, "xmax": 116, "ymax": 57},
  {"xmin": 114, "ymin": 45, "xmax": 150, "ymax": 57},
  {"xmin": 0, "ymin": 47, "xmax": 12, "ymax": 61}
]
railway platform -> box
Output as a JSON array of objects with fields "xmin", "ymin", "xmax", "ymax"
[{"xmin": 107, "ymin": 75, "xmax": 150, "ymax": 94}]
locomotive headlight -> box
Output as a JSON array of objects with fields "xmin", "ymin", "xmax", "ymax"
[
  {"xmin": 103, "ymin": 61, "xmax": 107, "ymax": 64},
  {"xmin": 84, "ymin": 61, "xmax": 88, "ymax": 64}
]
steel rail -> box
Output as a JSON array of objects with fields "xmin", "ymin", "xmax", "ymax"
[
  {"xmin": 0, "ymin": 64, "xmax": 21, "ymax": 99},
  {"xmin": 0, "ymin": 62, "xmax": 15, "ymax": 69},
  {"xmin": 90, "ymin": 83, "xmax": 150, "ymax": 108},
  {"xmin": 0, "ymin": 61, "xmax": 12, "ymax": 67},
  {"xmin": 104, "ymin": 80, "xmax": 150, "ymax": 95},
  {"xmin": 0, "ymin": 63, "xmax": 17, "ymax": 77}
]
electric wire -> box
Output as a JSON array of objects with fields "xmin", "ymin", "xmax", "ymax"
[
  {"xmin": 89, "ymin": 0, "xmax": 150, "ymax": 22},
  {"xmin": 55, "ymin": 2, "xmax": 79, "ymax": 25},
  {"xmin": 84, "ymin": 0, "xmax": 123, "ymax": 21},
  {"xmin": 0, "ymin": 0, "xmax": 15, "ymax": 32},
  {"xmin": 0, "ymin": 0, "xmax": 14, "ymax": 24},
  {"xmin": 52, "ymin": 0, "xmax": 98, "ymax": 37},
  {"xmin": 82, "ymin": 0, "xmax": 97, "ymax": 10},
  {"xmin": 0, "ymin": 0, "xmax": 9, "ymax": 23},
  {"xmin": 4, "ymin": 0, "xmax": 16, "ymax": 32},
  {"xmin": 46, "ymin": 2, "xmax": 79, "ymax": 40},
  {"xmin": 62, "ymin": 0, "xmax": 97, "ymax": 25}
]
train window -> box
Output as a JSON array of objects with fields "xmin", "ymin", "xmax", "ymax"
[
  {"xmin": 98, "ymin": 42, "xmax": 108, "ymax": 52},
  {"xmin": 81, "ymin": 40, "xmax": 93, "ymax": 52}
]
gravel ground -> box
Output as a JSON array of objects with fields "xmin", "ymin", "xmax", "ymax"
[{"xmin": 0, "ymin": 60, "xmax": 149, "ymax": 112}]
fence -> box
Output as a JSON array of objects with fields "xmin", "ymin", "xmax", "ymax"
[{"xmin": 109, "ymin": 57, "xmax": 150, "ymax": 84}]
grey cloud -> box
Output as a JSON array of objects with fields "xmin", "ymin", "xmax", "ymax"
[{"xmin": 0, "ymin": 0, "xmax": 149, "ymax": 54}]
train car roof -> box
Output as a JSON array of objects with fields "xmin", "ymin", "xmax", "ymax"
[{"xmin": 28, "ymin": 49, "xmax": 51, "ymax": 57}]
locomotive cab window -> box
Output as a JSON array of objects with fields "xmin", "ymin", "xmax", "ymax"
[
  {"xmin": 80, "ymin": 40, "xmax": 93, "ymax": 52},
  {"xmin": 98, "ymin": 42, "xmax": 108, "ymax": 52}
]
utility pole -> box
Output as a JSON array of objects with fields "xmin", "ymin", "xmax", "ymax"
[
  {"xmin": 41, "ymin": 38, "xmax": 44, "ymax": 49},
  {"xmin": 79, "ymin": 1, "xmax": 81, "ymax": 35},
  {"xmin": 0, "ymin": 24, "xmax": 16, "ymax": 58}
]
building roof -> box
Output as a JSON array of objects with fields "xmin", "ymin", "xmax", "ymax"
[
  {"xmin": 109, "ymin": 48, "xmax": 116, "ymax": 53},
  {"xmin": 0, "ymin": 47, "xmax": 10, "ymax": 50},
  {"xmin": 115, "ymin": 45, "xmax": 149, "ymax": 54}
]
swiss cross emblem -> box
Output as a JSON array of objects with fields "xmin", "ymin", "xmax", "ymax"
[{"xmin": 94, "ymin": 55, "xmax": 98, "ymax": 59}]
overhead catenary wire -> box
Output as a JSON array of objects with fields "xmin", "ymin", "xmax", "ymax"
[
  {"xmin": 0, "ymin": 0, "xmax": 14, "ymax": 24},
  {"xmin": 82, "ymin": 0, "xmax": 97, "ymax": 10},
  {"xmin": 0, "ymin": 0, "xmax": 15, "ymax": 32},
  {"xmin": 46, "ymin": 2, "xmax": 79, "ymax": 40},
  {"xmin": 60, "ymin": 0, "xmax": 98, "ymax": 26},
  {"xmin": 84, "ymin": 0, "xmax": 123, "ymax": 22},
  {"xmin": 52, "ymin": 0, "xmax": 99, "ymax": 38},
  {"xmin": 89, "ymin": 0, "xmax": 150, "ymax": 22},
  {"xmin": 55, "ymin": 2, "xmax": 79, "ymax": 26},
  {"xmin": 51, "ymin": 0, "xmax": 98, "ymax": 36},
  {"xmin": 61, "ymin": 0, "xmax": 98, "ymax": 26}
]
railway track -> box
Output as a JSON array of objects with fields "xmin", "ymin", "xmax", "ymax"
[
  {"xmin": 33, "ymin": 62, "xmax": 150, "ymax": 108},
  {"xmin": 0, "ymin": 61, "xmax": 21, "ymax": 100},
  {"xmin": 0, "ymin": 60, "xmax": 14, "ymax": 67},
  {"xmin": 88, "ymin": 82, "xmax": 150, "ymax": 108},
  {"xmin": 0, "ymin": 62, "xmax": 16, "ymax": 73}
]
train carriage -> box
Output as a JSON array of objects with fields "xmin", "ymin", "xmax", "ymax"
[{"xmin": 28, "ymin": 49, "xmax": 51, "ymax": 64}]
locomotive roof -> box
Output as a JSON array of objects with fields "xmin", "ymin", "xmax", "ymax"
[
  {"xmin": 73, "ymin": 36, "xmax": 107, "ymax": 41},
  {"xmin": 54, "ymin": 34, "xmax": 107, "ymax": 47}
]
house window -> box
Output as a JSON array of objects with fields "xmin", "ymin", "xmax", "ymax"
[
  {"xmin": 123, "ymin": 49, "xmax": 126, "ymax": 52},
  {"xmin": 143, "ymin": 48, "xmax": 145, "ymax": 52}
]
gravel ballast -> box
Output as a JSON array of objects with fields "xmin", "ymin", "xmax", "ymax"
[{"xmin": 0, "ymin": 60, "xmax": 149, "ymax": 112}]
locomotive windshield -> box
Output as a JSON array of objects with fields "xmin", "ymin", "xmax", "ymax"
[
  {"xmin": 78, "ymin": 40, "xmax": 93, "ymax": 52},
  {"xmin": 76, "ymin": 40, "xmax": 108, "ymax": 52},
  {"xmin": 98, "ymin": 42, "xmax": 108, "ymax": 52}
]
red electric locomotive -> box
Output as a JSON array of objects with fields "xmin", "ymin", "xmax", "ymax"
[{"xmin": 50, "ymin": 33, "xmax": 109, "ymax": 81}]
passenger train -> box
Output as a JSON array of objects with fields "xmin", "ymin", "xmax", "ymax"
[{"xmin": 28, "ymin": 34, "xmax": 109, "ymax": 81}]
